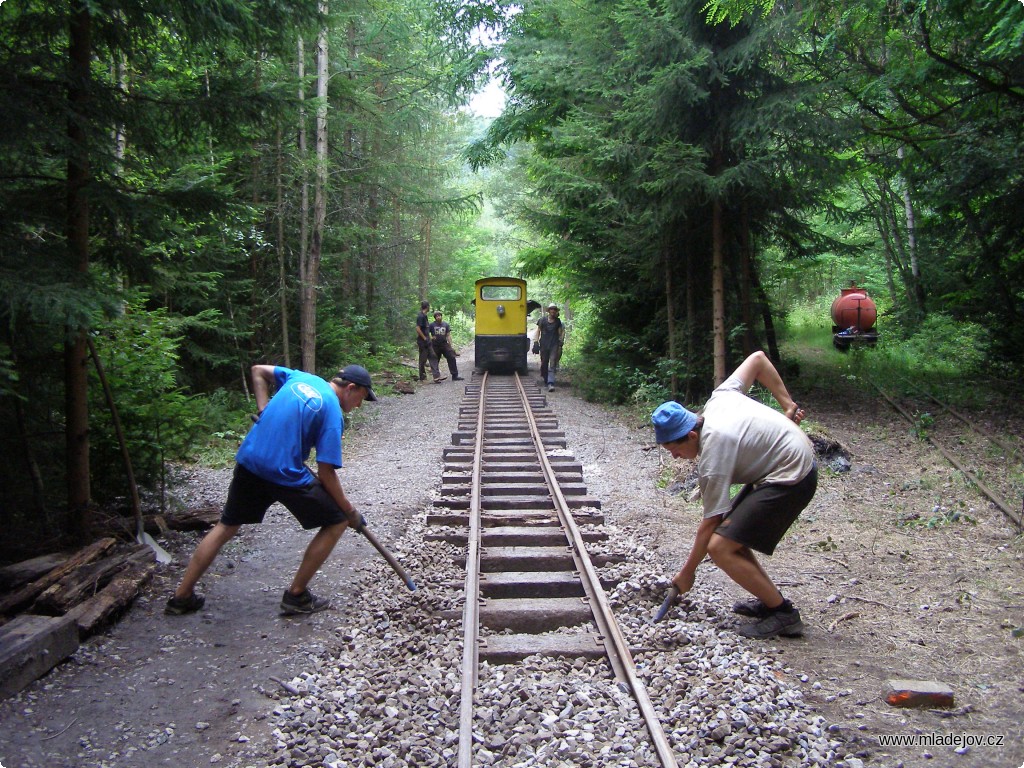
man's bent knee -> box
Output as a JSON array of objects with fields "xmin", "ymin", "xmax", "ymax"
[
  {"xmin": 319, "ymin": 521, "xmax": 347, "ymax": 541},
  {"xmin": 706, "ymin": 532, "xmax": 744, "ymax": 562},
  {"xmin": 208, "ymin": 522, "xmax": 241, "ymax": 544}
]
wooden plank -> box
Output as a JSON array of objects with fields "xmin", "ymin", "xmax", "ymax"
[
  {"xmin": 33, "ymin": 544, "xmax": 153, "ymax": 615},
  {"xmin": 0, "ymin": 614, "xmax": 79, "ymax": 700},
  {"xmin": 480, "ymin": 632, "xmax": 606, "ymax": 663},
  {"xmin": 66, "ymin": 561, "xmax": 157, "ymax": 638},
  {"xmin": 0, "ymin": 553, "xmax": 70, "ymax": 591},
  {"xmin": 0, "ymin": 538, "xmax": 117, "ymax": 616}
]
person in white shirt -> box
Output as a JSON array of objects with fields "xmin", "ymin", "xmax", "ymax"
[{"xmin": 652, "ymin": 351, "xmax": 816, "ymax": 639}]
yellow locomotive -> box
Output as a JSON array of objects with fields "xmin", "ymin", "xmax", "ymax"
[{"xmin": 473, "ymin": 277, "xmax": 540, "ymax": 373}]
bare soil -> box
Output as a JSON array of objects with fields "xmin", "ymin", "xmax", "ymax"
[{"xmin": 1, "ymin": 345, "xmax": 1022, "ymax": 768}]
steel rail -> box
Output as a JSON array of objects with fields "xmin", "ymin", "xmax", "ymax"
[
  {"xmin": 874, "ymin": 382, "xmax": 1023, "ymax": 531},
  {"xmin": 895, "ymin": 376, "xmax": 1021, "ymax": 460},
  {"xmin": 513, "ymin": 373, "xmax": 680, "ymax": 768},
  {"xmin": 457, "ymin": 372, "xmax": 488, "ymax": 768}
]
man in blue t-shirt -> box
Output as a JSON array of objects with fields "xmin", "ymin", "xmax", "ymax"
[{"xmin": 166, "ymin": 364, "xmax": 377, "ymax": 617}]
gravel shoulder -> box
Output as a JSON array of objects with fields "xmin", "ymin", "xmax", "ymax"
[{"xmin": 1, "ymin": 346, "xmax": 1022, "ymax": 768}]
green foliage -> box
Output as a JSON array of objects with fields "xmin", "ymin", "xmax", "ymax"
[
  {"xmin": 445, "ymin": 310, "xmax": 475, "ymax": 350},
  {"xmin": 911, "ymin": 411, "xmax": 934, "ymax": 441},
  {"xmin": 700, "ymin": 0, "xmax": 773, "ymax": 27},
  {"xmin": 187, "ymin": 389, "xmax": 255, "ymax": 467},
  {"xmin": 896, "ymin": 315, "xmax": 991, "ymax": 377},
  {"xmin": 88, "ymin": 298, "xmax": 207, "ymax": 505},
  {"xmin": 809, "ymin": 535, "xmax": 838, "ymax": 552},
  {"xmin": 471, "ymin": 0, "xmax": 852, "ymax": 403},
  {"xmin": 898, "ymin": 503, "xmax": 978, "ymax": 529}
]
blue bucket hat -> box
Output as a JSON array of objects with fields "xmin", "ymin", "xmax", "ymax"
[{"xmin": 652, "ymin": 401, "xmax": 698, "ymax": 444}]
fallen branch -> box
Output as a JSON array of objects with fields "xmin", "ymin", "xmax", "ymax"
[
  {"xmin": 269, "ymin": 676, "xmax": 301, "ymax": 695},
  {"xmin": 41, "ymin": 717, "xmax": 78, "ymax": 741},
  {"xmin": 827, "ymin": 611, "xmax": 859, "ymax": 633},
  {"xmin": 842, "ymin": 595, "xmax": 890, "ymax": 609}
]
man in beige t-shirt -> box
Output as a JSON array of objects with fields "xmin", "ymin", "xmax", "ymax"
[{"xmin": 652, "ymin": 351, "xmax": 816, "ymax": 639}]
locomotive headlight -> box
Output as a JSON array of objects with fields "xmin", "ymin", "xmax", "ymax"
[{"xmin": 497, "ymin": 304, "xmax": 505, "ymax": 317}]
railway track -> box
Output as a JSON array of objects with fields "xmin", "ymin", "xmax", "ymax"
[
  {"xmin": 427, "ymin": 371, "xmax": 679, "ymax": 768},
  {"xmin": 874, "ymin": 379, "xmax": 1024, "ymax": 530}
]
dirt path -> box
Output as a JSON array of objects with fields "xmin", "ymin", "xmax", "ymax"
[
  {"xmin": 0, "ymin": 359, "xmax": 466, "ymax": 768},
  {"xmin": 1, "ymin": 346, "xmax": 1022, "ymax": 768}
]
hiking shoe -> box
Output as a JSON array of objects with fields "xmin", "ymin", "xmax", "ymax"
[
  {"xmin": 165, "ymin": 593, "xmax": 205, "ymax": 615},
  {"xmin": 736, "ymin": 607, "xmax": 804, "ymax": 639},
  {"xmin": 433, "ymin": 375, "xmax": 447, "ymax": 383},
  {"xmin": 547, "ymin": 385, "xmax": 555, "ymax": 392},
  {"xmin": 452, "ymin": 376, "xmax": 464, "ymax": 381},
  {"xmin": 732, "ymin": 597, "xmax": 772, "ymax": 618},
  {"xmin": 280, "ymin": 589, "xmax": 331, "ymax": 616}
]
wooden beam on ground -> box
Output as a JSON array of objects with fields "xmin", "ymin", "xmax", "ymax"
[
  {"xmin": 0, "ymin": 614, "xmax": 79, "ymax": 700},
  {"xmin": 66, "ymin": 561, "xmax": 157, "ymax": 638}
]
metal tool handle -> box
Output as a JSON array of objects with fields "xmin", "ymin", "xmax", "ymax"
[
  {"xmin": 358, "ymin": 525, "xmax": 417, "ymax": 591},
  {"xmin": 652, "ymin": 586, "xmax": 679, "ymax": 623}
]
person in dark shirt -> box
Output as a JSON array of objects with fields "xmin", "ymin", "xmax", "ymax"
[
  {"xmin": 416, "ymin": 301, "xmax": 445, "ymax": 383},
  {"xmin": 533, "ymin": 304, "xmax": 565, "ymax": 391},
  {"xmin": 429, "ymin": 310, "xmax": 463, "ymax": 381}
]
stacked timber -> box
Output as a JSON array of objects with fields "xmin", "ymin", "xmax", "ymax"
[
  {"xmin": 92, "ymin": 506, "xmax": 220, "ymax": 538},
  {"xmin": 0, "ymin": 537, "xmax": 160, "ymax": 699}
]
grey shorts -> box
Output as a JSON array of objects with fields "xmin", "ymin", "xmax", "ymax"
[
  {"xmin": 221, "ymin": 464, "xmax": 347, "ymax": 530},
  {"xmin": 714, "ymin": 464, "xmax": 818, "ymax": 555}
]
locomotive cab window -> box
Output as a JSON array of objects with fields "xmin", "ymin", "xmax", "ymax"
[{"xmin": 480, "ymin": 285, "xmax": 522, "ymax": 301}]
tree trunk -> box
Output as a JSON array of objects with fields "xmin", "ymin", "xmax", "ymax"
[
  {"xmin": 297, "ymin": 34, "xmax": 309, "ymax": 322},
  {"xmin": 339, "ymin": 20, "xmax": 357, "ymax": 303},
  {"xmin": 663, "ymin": 244, "xmax": 677, "ymax": 399},
  {"xmin": 65, "ymin": 2, "xmax": 92, "ymax": 537},
  {"xmin": 419, "ymin": 216, "xmax": 431, "ymax": 301},
  {"xmin": 711, "ymin": 198, "xmax": 726, "ymax": 385},
  {"xmin": 751, "ymin": 261, "xmax": 780, "ymax": 363},
  {"xmin": 897, "ymin": 146, "xmax": 926, "ymax": 315},
  {"xmin": 111, "ymin": 53, "xmax": 127, "ymax": 172},
  {"xmin": 276, "ymin": 124, "xmax": 291, "ymax": 367},
  {"xmin": 738, "ymin": 205, "xmax": 757, "ymax": 357},
  {"xmin": 876, "ymin": 176, "xmax": 923, "ymax": 324},
  {"xmin": 301, "ymin": 5, "xmax": 328, "ymax": 373},
  {"xmin": 684, "ymin": 246, "xmax": 696, "ymax": 404}
]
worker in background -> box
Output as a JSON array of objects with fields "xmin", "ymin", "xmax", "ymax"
[
  {"xmin": 532, "ymin": 303, "xmax": 565, "ymax": 392},
  {"xmin": 429, "ymin": 310, "xmax": 464, "ymax": 382},
  {"xmin": 416, "ymin": 300, "xmax": 445, "ymax": 383}
]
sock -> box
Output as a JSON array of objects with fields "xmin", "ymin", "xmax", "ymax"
[{"xmin": 772, "ymin": 598, "xmax": 794, "ymax": 613}]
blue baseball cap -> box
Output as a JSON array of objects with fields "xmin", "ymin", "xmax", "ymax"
[{"xmin": 652, "ymin": 401, "xmax": 698, "ymax": 444}]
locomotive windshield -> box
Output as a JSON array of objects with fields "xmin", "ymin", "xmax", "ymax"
[{"xmin": 480, "ymin": 285, "xmax": 522, "ymax": 301}]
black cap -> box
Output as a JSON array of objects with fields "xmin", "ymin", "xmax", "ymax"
[{"xmin": 337, "ymin": 365, "xmax": 378, "ymax": 401}]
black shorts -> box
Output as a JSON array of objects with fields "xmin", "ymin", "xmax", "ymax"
[
  {"xmin": 714, "ymin": 464, "xmax": 818, "ymax": 555},
  {"xmin": 221, "ymin": 464, "xmax": 347, "ymax": 530}
]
